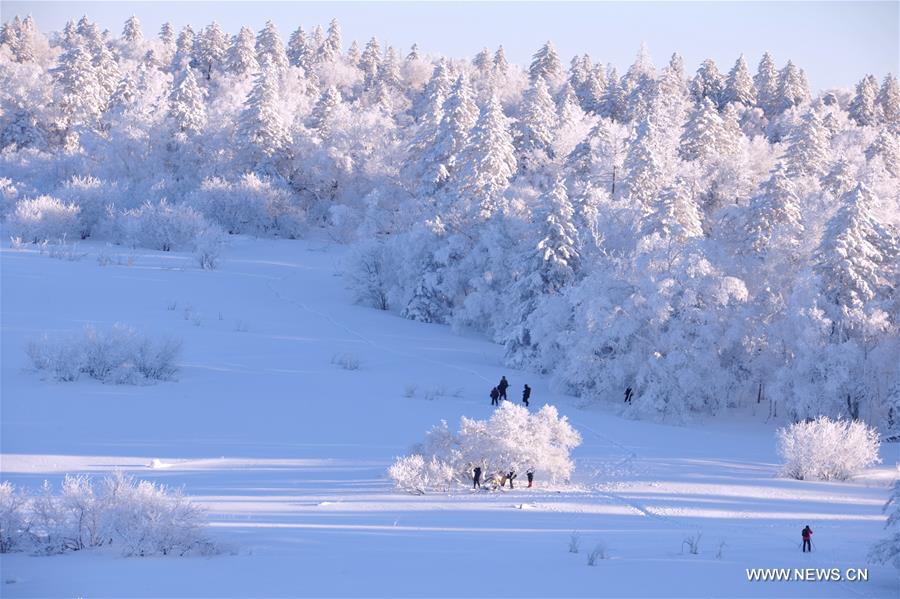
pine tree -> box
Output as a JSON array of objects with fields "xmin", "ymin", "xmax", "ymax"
[
  {"xmin": 13, "ymin": 15, "xmax": 39, "ymax": 63},
  {"xmin": 754, "ymin": 52, "xmax": 779, "ymax": 116},
  {"xmin": 643, "ymin": 176, "xmax": 704, "ymax": 241},
  {"xmin": 91, "ymin": 38, "xmax": 121, "ymax": 102},
  {"xmin": 346, "ymin": 40, "xmax": 361, "ymax": 64},
  {"xmin": 722, "ymin": 55, "xmax": 757, "ymax": 107},
  {"xmin": 360, "ymin": 37, "xmax": 381, "ymax": 89},
  {"xmin": 814, "ymin": 183, "xmax": 896, "ymax": 330},
  {"xmin": 420, "ymin": 73, "xmax": 479, "ymax": 193},
  {"xmin": 865, "ymin": 128, "xmax": 900, "ymax": 178},
  {"xmin": 877, "ymin": 74, "xmax": 900, "ymax": 125},
  {"xmin": 473, "ymin": 47, "xmax": 492, "ymax": 76},
  {"xmin": 287, "ymin": 26, "xmax": 312, "ymax": 71},
  {"xmin": 625, "ymin": 114, "xmax": 667, "ymax": 213},
  {"xmin": 784, "ymin": 110, "xmax": 830, "ymax": 177},
  {"xmin": 691, "ymin": 59, "xmax": 724, "ymax": 108},
  {"xmin": 309, "ymin": 85, "xmax": 341, "ymax": 135},
  {"xmin": 406, "ymin": 43, "xmax": 420, "ymax": 62},
  {"xmin": 493, "ymin": 46, "xmax": 509, "ymax": 78},
  {"xmin": 228, "ymin": 27, "xmax": 259, "ymax": 77},
  {"xmin": 172, "ymin": 25, "xmax": 196, "ymax": 70},
  {"xmin": 578, "ymin": 64, "xmax": 606, "ymax": 114},
  {"xmin": 601, "ymin": 67, "xmax": 625, "ymax": 122},
  {"xmin": 319, "ymin": 18, "xmax": 342, "ymax": 63},
  {"xmin": 237, "ymin": 60, "xmax": 292, "ymax": 169},
  {"xmin": 556, "ymin": 82, "xmax": 584, "ymax": 130},
  {"xmin": 622, "ymin": 44, "xmax": 657, "ymax": 122},
  {"xmin": 256, "ymin": 21, "xmax": 289, "ymax": 76},
  {"xmin": 168, "ymin": 66, "xmax": 207, "ymax": 135},
  {"xmin": 196, "ymin": 21, "xmax": 228, "ymax": 80},
  {"xmin": 454, "ymin": 94, "xmax": 517, "ymax": 221},
  {"xmin": 656, "ymin": 53, "xmax": 691, "ymax": 131},
  {"xmin": 535, "ymin": 177, "xmax": 580, "ymax": 290},
  {"xmin": 680, "ymin": 98, "xmax": 728, "ymax": 161},
  {"xmin": 377, "ymin": 46, "xmax": 402, "ymax": 90},
  {"xmin": 158, "ymin": 22, "xmax": 175, "ymax": 62},
  {"xmin": 52, "ymin": 44, "xmax": 104, "ymax": 126},
  {"xmin": 849, "ymin": 75, "xmax": 879, "ymax": 126},
  {"xmin": 776, "ymin": 60, "xmax": 811, "ymax": 112},
  {"xmin": 517, "ymin": 75, "xmax": 558, "ymax": 164},
  {"xmin": 122, "ymin": 15, "xmax": 143, "ymax": 43},
  {"xmin": 414, "ymin": 59, "xmax": 452, "ymax": 124},
  {"xmin": 744, "ymin": 163, "xmax": 804, "ymax": 254},
  {"xmin": 529, "ymin": 41, "xmax": 563, "ymax": 84},
  {"xmin": 822, "ymin": 156, "xmax": 857, "ymax": 197}
]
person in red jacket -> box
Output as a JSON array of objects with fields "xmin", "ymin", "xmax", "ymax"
[{"xmin": 802, "ymin": 525, "xmax": 813, "ymax": 552}]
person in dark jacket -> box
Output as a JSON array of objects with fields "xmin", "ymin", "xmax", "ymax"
[
  {"xmin": 522, "ymin": 384, "xmax": 531, "ymax": 407},
  {"xmin": 802, "ymin": 525, "xmax": 813, "ymax": 552},
  {"xmin": 490, "ymin": 387, "xmax": 500, "ymax": 406},
  {"xmin": 507, "ymin": 470, "xmax": 517, "ymax": 489},
  {"xmin": 473, "ymin": 466, "xmax": 482, "ymax": 489},
  {"xmin": 624, "ymin": 386, "xmax": 634, "ymax": 404},
  {"xmin": 498, "ymin": 376, "xmax": 509, "ymax": 401},
  {"xmin": 526, "ymin": 468, "xmax": 534, "ymax": 488}
]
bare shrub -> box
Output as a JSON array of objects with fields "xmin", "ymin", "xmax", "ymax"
[
  {"xmin": 331, "ymin": 353, "xmax": 361, "ymax": 370},
  {"xmin": 587, "ymin": 542, "xmax": 607, "ymax": 565}
]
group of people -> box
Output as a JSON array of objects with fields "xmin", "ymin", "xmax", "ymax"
[
  {"xmin": 472, "ymin": 465, "xmax": 535, "ymax": 490},
  {"xmin": 490, "ymin": 376, "xmax": 531, "ymax": 408}
]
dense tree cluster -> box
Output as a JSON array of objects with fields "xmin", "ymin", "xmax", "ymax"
[{"xmin": 1, "ymin": 15, "xmax": 897, "ymax": 424}]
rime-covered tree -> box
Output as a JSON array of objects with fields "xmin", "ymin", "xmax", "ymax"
[
  {"xmin": 418, "ymin": 73, "xmax": 478, "ymax": 194},
  {"xmin": 691, "ymin": 59, "xmax": 724, "ymax": 108},
  {"xmin": 776, "ymin": 60, "xmax": 811, "ymax": 112},
  {"xmin": 722, "ymin": 55, "xmax": 757, "ymax": 107},
  {"xmin": 51, "ymin": 44, "xmax": 103, "ymax": 127},
  {"xmin": 517, "ymin": 75, "xmax": 558, "ymax": 166},
  {"xmin": 493, "ymin": 45, "xmax": 509, "ymax": 78},
  {"xmin": 406, "ymin": 43, "xmax": 420, "ymax": 62},
  {"xmin": 196, "ymin": 22, "xmax": 228, "ymax": 80},
  {"xmin": 227, "ymin": 27, "xmax": 259, "ymax": 77},
  {"xmin": 453, "ymin": 94, "xmax": 517, "ymax": 221},
  {"xmin": 319, "ymin": 18, "xmax": 342, "ymax": 63},
  {"xmin": 309, "ymin": 85, "xmax": 341, "ymax": 135},
  {"xmin": 256, "ymin": 21, "xmax": 289, "ymax": 76},
  {"xmin": 744, "ymin": 163, "xmax": 804, "ymax": 255},
  {"xmin": 168, "ymin": 67, "xmax": 207, "ymax": 135},
  {"xmin": 754, "ymin": 52, "xmax": 779, "ymax": 116},
  {"xmin": 287, "ymin": 26, "xmax": 312, "ymax": 71},
  {"xmin": 529, "ymin": 41, "xmax": 563, "ymax": 85},
  {"xmin": 849, "ymin": 75, "xmax": 879, "ymax": 126},
  {"xmin": 122, "ymin": 15, "xmax": 143, "ymax": 43},
  {"xmin": 172, "ymin": 25, "xmax": 195, "ymax": 70},
  {"xmin": 621, "ymin": 44, "xmax": 657, "ymax": 122},
  {"xmin": 877, "ymin": 74, "xmax": 900, "ymax": 125},
  {"xmin": 359, "ymin": 36, "xmax": 381, "ymax": 89},
  {"xmin": 784, "ymin": 110, "xmax": 830, "ymax": 177},
  {"xmin": 601, "ymin": 67, "xmax": 625, "ymax": 122},
  {"xmin": 866, "ymin": 128, "xmax": 900, "ymax": 178},
  {"xmin": 625, "ymin": 114, "xmax": 668, "ymax": 213},
  {"xmin": 680, "ymin": 98, "xmax": 728, "ymax": 162},
  {"xmin": 237, "ymin": 61, "xmax": 292, "ymax": 170},
  {"xmin": 643, "ymin": 176, "xmax": 704, "ymax": 241}
]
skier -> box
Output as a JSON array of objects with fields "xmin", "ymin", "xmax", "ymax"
[
  {"xmin": 526, "ymin": 468, "xmax": 534, "ymax": 488},
  {"xmin": 802, "ymin": 525, "xmax": 813, "ymax": 552},
  {"xmin": 473, "ymin": 466, "xmax": 482, "ymax": 489},
  {"xmin": 498, "ymin": 376, "xmax": 509, "ymax": 401},
  {"xmin": 507, "ymin": 470, "xmax": 517, "ymax": 489},
  {"xmin": 490, "ymin": 387, "xmax": 500, "ymax": 406},
  {"xmin": 624, "ymin": 386, "xmax": 634, "ymax": 404},
  {"xmin": 522, "ymin": 384, "xmax": 531, "ymax": 407}
]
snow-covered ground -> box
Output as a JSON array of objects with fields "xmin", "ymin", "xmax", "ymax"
[{"xmin": 1, "ymin": 237, "xmax": 896, "ymax": 598}]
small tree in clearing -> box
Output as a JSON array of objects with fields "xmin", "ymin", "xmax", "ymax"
[
  {"xmin": 776, "ymin": 416, "xmax": 881, "ymax": 481},
  {"xmin": 869, "ymin": 475, "xmax": 900, "ymax": 571},
  {"xmin": 389, "ymin": 403, "xmax": 581, "ymax": 493}
]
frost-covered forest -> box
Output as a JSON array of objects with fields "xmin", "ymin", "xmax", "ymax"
[{"xmin": 1, "ymin": 15, "xmax": 898, "ymax": 428}]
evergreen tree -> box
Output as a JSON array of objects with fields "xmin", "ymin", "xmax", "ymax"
[
  {"xmin": 420, "ymin": 73, "xmax": 479, "ymax": 193},
  {"xmin": 360, "ymin": 37, "xmax": 381, "ymax": 89},
  {"xmin": 849, "ymin": 74, "xmax": 879, "ymax": 126},
  {"xmin": 517, "ymin": 75, "xmax": 558, "ymax": 165},
  {"xmin": 227, "ymin": 27, "xmax": 259, "ymax": 77},
  {"xmin": 643, "ymin": 176, "xmax": 704, "ymax": 241},
  {"xmin": 52, "ymin": 44, "xmax": 104, "ymax": 127},
  {"xmin": 579, "ymin": 64, "xmax": 607, "ymax": 114},
  {"xmin": 822, "ymin": 156, "xmax": 857, "ymax": 197},
  {"xmin": 158, "ymin": 22, "xmax": 175, "ymax": 62},
  {"xmin": 625, "ymin": 114, "xmax": 667, "ymax": 214},
  {"xmin": 529, "ymin": 41, "xmax": 563, "ymax": 85},
  {"xmin": 877, "ymin": 74, "xmax": 900, "ymax": 125},
  {"xmin": 622, "ymin": 44, "xmax": 657, "ymax": 122},
  {"xmin": 454, "ymin": 94, "xmax": 517, "ymax": 220},
  {"xmin": 776, "ymin": 60, "xmax": 811, "ymax": 112},
  {"xmin": 535, "ymin": 177, "xmax": 581, "ymax": 290},
  {"xmin": 722, "ymin": 55, "xmax": 757, "ymax": 107},
  {"xmin": 754, "ymin": 52, "xmax": 779, "ymax": 116},
  {"xmin": 493, "ymin": 45, "xmax": 509, "ymax": 78},
  {"xmin": 256, "ymin": 21, "xmax": 289, "ymax": 76},
  {"xmin": 346, "ymin": 40, "xmax": 361, "ymax": 64},
  {"xmin": 237, "ymin": 60, "xmax": 292, "ymax": 169},
  {"xmin": 601, "ymin": 67, "xmax": 625, "ymax": 122},
  {"xmin": 473, "ymin": 47, "xmax": 492, "ymax": 76},
  {"xmin": 680, "ymin": 98, "xmax": 728, "ymax": 162},
  {"xmin": 287, "ymin": 26, "xmax": 312, "ymax": 71},
  {"xmin": 691, "ymin": 59, "xmax": 724, "ymax": 108},
  {"xmin": 377, "ymin": 46, "xmax": 402, "ymax": 90},
  {"xmin": 865, "ymin": 128, "xmax": 900, "ymax": 178},
  {"xmin": 319, "ymin": 18, "xmax": 342, "ymax": 62},
  {"xmin": 744, "ymin": 163, "xmax": 804, "ymax": 255},
  {"xmin": 785, "ymin": 110, "xmax": 830, "ymax": 177},
  {"xmin": 172, "ymin": 25, "xmax": 196, "ymax": 70},
  {"xmin": 656, "ymin": 53, "xmax": 691, "ymax": 131},
  {"xmin": 168, "ymin": 66, "xmax": 207, "ymax": 135},
  {"xmin": 196, "ymin": 21, "xmax": 228, "ymax": 80},
  {"xmin": 406, "ymin": 43, "xmax": 420, "ymax": 62},
  {"xmin": 814, "ymin": 183, "xmax": 896, "ymax": 334},
  {"xmin": 309, "ymin": 86, "xmax": 341, "ymax": 135},
  {"xmin": 122, "ymin": 15, "xmax": 143, "ymax": 43}
]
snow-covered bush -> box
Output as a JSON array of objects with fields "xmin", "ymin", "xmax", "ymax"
[
  {"xmin": 776, "ymin": 416, "xmax": 881, "ymax": 480},
  {"xmin": 56, "ymin": 176, "xmax": 118, "ymax": 239},
  {"xmin": 193, "ymin": 225, "xmax": 225, "ymax": 270},
  {"xmin": 345, "ymin": 240, "xmax": 391, "ymax": 310},
  {"xmin": 331, "ymin": 352, "xmax": 361, "ymax": 370},
  {"xmin": 389, "ymin": 403, "xmax": 582, "ymax": 493},
  {"xmin": 119, "ymin": 200, "xmax": 210, "ymax": 252},
  {"xmin": 189, "ymin": 173, "xmax": 304, "ymax": 237},
  {"xmin": 7, "ymin": 473, "xmax": 213, "ymax": 557},
  {"xmin": 5, "ymin": 195, "xmax": 80, "ymax": 243},
  {"xmin": 869, "ymin": 475, "xmax": 900, "ymax": 570},
  {"xmin": 0, "ymin": 481, "xmax": 30, "ymax": 553},
  {"xmin": 26, "ymin": 325, "xmax": 181, "ymax": 384}
]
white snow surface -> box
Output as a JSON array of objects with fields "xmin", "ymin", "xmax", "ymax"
[{"xmin": 0, "ymin": 237, "xmax": 896, "ymax": 598}]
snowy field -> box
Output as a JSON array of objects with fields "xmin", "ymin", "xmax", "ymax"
[{"xmin": 0, "ymin": 237, "xmax": 896, "ymax": 598}]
